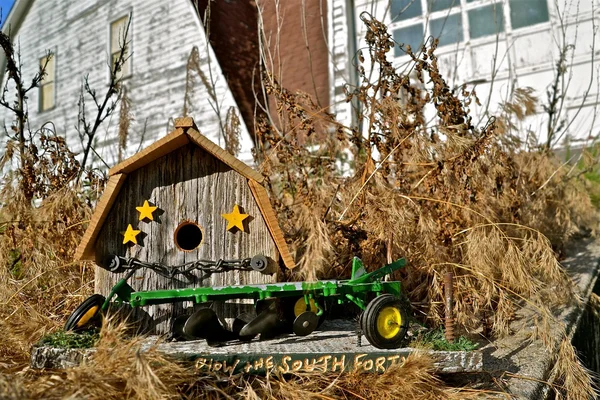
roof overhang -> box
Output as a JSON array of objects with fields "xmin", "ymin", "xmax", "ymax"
[{"xmin": 0, "ymin": 0, "xmax": 34, "ymax": 84}]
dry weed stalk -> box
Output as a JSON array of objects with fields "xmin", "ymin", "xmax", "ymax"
[
  {"xmin": 224, "ymin": 106, "xmax": 242, "ymax": 156},
  {"xmin": 550, "ymin": 337, "xmax": 598, "ymax": 400},
  {"xmin": 118, "ymin": 85, "xmax": 132, "ymax": 163}
]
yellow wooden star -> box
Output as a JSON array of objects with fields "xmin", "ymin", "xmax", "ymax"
[
  {"xmin": 136, "ymin": 200, "xmax": 158, "ymax": 221},
  {"xmin": 122, "ymin": 224, "xmax": 141, "ymax": 245},
  {"xmin": 221, "ymin": 204, "xmax": 249, "ymax": 232}
]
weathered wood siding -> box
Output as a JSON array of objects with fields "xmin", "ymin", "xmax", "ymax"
[
  {"xmin": 0, "ymin": 0, "xmax": 255, "ymax": 167},
  {"xmin": 95, "ymin": 143, "xmax": 278, "ymax": 334}
]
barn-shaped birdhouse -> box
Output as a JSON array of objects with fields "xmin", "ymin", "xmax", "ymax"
[{"xmin": 75, "ymin": 117, "xmax": 294, "ymax": 334}]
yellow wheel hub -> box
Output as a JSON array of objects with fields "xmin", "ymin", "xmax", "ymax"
[
  {"xmin": 376, "ymin": 306, "xmax": 402, "ymax": 339},
  {"xmin": 76, "ymin": 305, "xmax": 99, "ymax": 328},
  {"xmin": 294, "ymin": 298, "xmax": 318, "ymax": 317}
]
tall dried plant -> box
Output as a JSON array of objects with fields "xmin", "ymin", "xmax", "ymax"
[{"xmin": 117, "ymin": 85, "xmax": 132, "ymax": 163}]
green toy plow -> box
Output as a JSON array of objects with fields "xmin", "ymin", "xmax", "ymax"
[{"xmin": 65, "ymin": 257, "xmax": 410, "ymax": 349}]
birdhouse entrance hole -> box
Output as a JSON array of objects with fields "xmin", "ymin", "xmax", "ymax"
[{"xmin": 174, "ymin": 221, "xmax": 203, "ymax": 251}]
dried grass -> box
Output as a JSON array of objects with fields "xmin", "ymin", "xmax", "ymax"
[
  {"xmin": 0, "ymin": 186, "xmax": 94, "ymax": 371},
  {"xmin": 550, "ymin": 337, "xmax": 598, "ymax": 400},
  {"xmin": 245, "ymin": 353, "xmax": 481, "ymax": 400},
  {"xmin": 2, "ymin": 319, "xmax": 482, "ymax": 399},
  {"xmin": 0, "ymin": 12, "xmax": 598, "ymax": 400}
]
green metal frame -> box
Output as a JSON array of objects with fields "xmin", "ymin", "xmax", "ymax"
[{"xmin": 102, "ymin": 257, "xmax": 406, "ymax": 313}]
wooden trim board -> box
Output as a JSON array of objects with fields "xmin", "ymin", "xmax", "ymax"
[
  {"xmin": 75, "ymin": 173, "xmax": 128, "ymax": 260},
  {"xmin": 186, "ymin": 128, "xmax": 264, "ymax": 183},
  {"xmin": 109, "ymin": 128, "xmax": 189, "ymax": 176},
  {"xmin": 248, "ymin": 179, "xmax": 295, "ymax": 269}
]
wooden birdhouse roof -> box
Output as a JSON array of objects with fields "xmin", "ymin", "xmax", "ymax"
[{"xmin": 75, "ymin": 117, "xmax": 295, "ymax": 269}]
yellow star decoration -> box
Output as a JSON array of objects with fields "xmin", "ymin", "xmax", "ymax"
[
  {"xmin": 221, "ymin": 204, "xmax": 249, "ymax": 232},
  {"xmin": 136, "ymin": 200, "xmax": 158, "ymax": 221},
  {"xmin": 122, "ymin": 224, "xmax": 141, "ymax": 245}
]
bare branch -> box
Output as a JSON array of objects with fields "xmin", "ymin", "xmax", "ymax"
[{"xmin": 77, "ymin": 13, "xmax": 132, "ymax": 181}]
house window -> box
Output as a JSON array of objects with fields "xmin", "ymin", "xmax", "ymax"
[
  {"xmin": 509, "ymin": 0, "xmax": 549, "ymax": 29},
  {"xmin": 429, "ymin": 13, "xmax": 463, "ymax": 46},
  {"xmin": 110, "ymin": 15, "xmax": 132, "ymax": 79},
  {"xmin": 391, "ymin": 0, "xmax": 422, "ymax": 22},
  {"xmin": 39, "ymin": 55, "xmax": 55, "ymax": 112},
  {"xmin": 428, "ymin": 0, "xmax": 459, "ymax": 13},
  {"xmin": 468, "ymin": 4, "xmax": 504, "ymax": 39},
  {"xmin": 394, "ymin": 24, "xmax": 425, "ymax": 55},
  {"xmin": 390, "ymin": 0, "xmax": 551, "ymax": 58}
]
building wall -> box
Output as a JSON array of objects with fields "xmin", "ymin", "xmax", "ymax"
[
  {"xmin": 258, "ymin": 0, "xmax": 330, "ymax": 110},
  {"xmin": 0, "ymin": 0, "xmax": 254, "ymax": 169},
  {"xmin": 329, "ymin": 0, "xmax": 600, "ymax": 147},
  {"xmin": 195, "ymin": 0, "xmax": 264, "ymax": 141}
]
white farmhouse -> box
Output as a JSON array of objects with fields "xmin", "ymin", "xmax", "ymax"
[{"xmin": 0, "ymin": 0, "xmax": 255, "ymax": 169}]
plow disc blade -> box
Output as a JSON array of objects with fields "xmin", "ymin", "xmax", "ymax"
[
  {"xmin": 183, "ymin": 308, "xmax": 234, "ymax": 342},
  {"xmin": 239, "ymin": 301, "xmax": 281, "ymax": 338},
  {"xmin": 232, "ymin": 312, "xmax": 258, "ymax": 341},
  {"xmin": 172, "ymin": 314, "xmax": 196, "ymax": 341}
]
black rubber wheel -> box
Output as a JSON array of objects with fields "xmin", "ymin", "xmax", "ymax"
[
  {"xmin": 361, "ymin": 294, "xmax": 408, "ymax": 349},
  {"xmin": 287, "ymin": 297, "xmax": 327, "ymax": 329},
  {"xmin": 64, "ymin": 294, "xmax": 106, "ymax": 332},
  {"xmin": 293, "ymin": 311, "xmax": 319, "ymax": 336}
]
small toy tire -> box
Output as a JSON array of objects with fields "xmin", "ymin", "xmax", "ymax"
[
  {"xmin": 291, "ymin": 296, "xmax": 326, "ymax": 324},
  {"xmin": 64, "ymin": 294, "xmax": 106, "ymax": 332},
  {"xmin": 293, "ymin": 297, "xmax": 319, "ymax": 317},
  {"xmin": 293, "ymin": 311, "xmax": 319, "ymax": 336},
  {"xmin": 361, "ymin": 294, "xmax": 408, "ymax": 349}
]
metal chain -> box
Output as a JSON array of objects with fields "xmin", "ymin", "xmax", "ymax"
[{"xmin": 106, "ymin": 255, "xmax": 254, "ymax": 283}]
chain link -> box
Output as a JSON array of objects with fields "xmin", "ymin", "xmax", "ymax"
[{"xmin": 105, "ymin": 255, "xmax": 256, "ymax": 283}]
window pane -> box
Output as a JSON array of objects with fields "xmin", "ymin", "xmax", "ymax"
[
  {"xmin": 430, "ymin": 13, "xmax": 463, "ymax": 46},
  {"xmin": 111, "ymin": 16, "xmax": 129, "ymax": 53},
  {"xmin": 391, "ymin": 0, "xmax": 422, "ymax": 22},
  {"xmin": 41, "ymin": 83, "xmax": 54, "ymax": 111},
  {"xmin": 40, "ymin": 55, "xmax": 54, "ymax": 84},
  {"xmin": 469, "ymin": 4, "xmax": 504, "ymax": 39},
  {"xmin": 428, "ymin": 0, "xmax": 460, "ymax": 12},
  {"xmin": 112, "ymin": 52, "xmax": 130, "ymax": 78},
  {"xmin": 110, "ymin": 16, "xmax": 131, "ymax": 78},
  {"xmin": 393, "ymin": 24, "xmax": 425, "ymax": 55},
  {"xmin": 121, "ymin": 53, "xmax": 130, "ymax": 77},
  {"xmin": 509, "ymin": 0, "xmax": 549, "ymax": 29}
]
